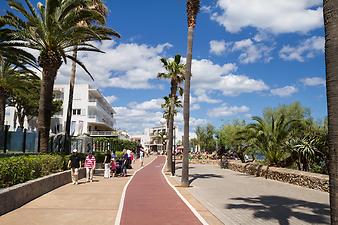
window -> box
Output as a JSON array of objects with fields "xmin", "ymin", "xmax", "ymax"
[{"xmin": 72, "ymin": 109, "xmax": 81, "ymax": 115}]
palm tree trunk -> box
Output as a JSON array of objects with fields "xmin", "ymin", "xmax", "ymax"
[
  {"xmin": 166, "ymin": 84, "xmax": 177, "ymax": 173},
  {"xmin": 182, "ymin": 26, "xmax": 194, "ymax": 187},
  {"xmin": 38, "ymin": 57, "xmax": 61, "ymax": 152},
  {"xmin": 324, "ymin": 1, "xmax": 338, "ymax": 224},
  {"xmin": 0, "ymin": 95, "xmax": 5, "ymax": 129},
  {"xmin": 64, "ymin": 47, "xmax": 78, "ymax": 153},
  {"xmin": 16, "ymin": 107, "xmax": 25, "ymax": 129}
]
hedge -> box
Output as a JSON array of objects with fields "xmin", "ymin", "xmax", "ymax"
[
  {"xmin": 0, "ymin": 154, "xmax": 66, "ymax": 188},
  {"xmin": 0, "ymin": 151, "xmax": 125, "ymax": 188},
  {"xmin": 93, "ymin": 137, "xmax": 137, "ymax": 152}
]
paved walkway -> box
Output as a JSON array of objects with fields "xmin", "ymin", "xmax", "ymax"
[
  {"xmin": 119, "ymin": 156, "xmax": 203, "ymax": 225},
  {"xmin": 175, "ymin": 162, "xmax": 330, "ymax": 225},
  {"xmin": 0, "ymin": 156, "xmax": 155, "ymax": 225}
]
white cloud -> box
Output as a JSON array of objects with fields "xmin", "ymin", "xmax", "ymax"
[
  {"xmin": 209, "ymin": 38, "xmax": 273, "ymax": 64},
  {"xmin": 105, "ymin": 95, "xmax": 117, "ymax": 104},
  {"xmin": 201, "ymin": 5, "xmax": 212, "ymax": 13},
  {"xmin": 271, "ymin": 85, "xmax": 298, "ymax": 97},
  {"xmin": 207, "ymin": 104, "xmax": 250, "ymax": 117},
  {"xmin": 301, "ymin": 77, "xmax": 325, "ymax": 86},
  {"xmin": 56, "ymin": 41, "xmax": 172, "ymax": 89},
  {"xmin": 191, "ymin": 89, "xmax": 222, "ymax": 104},
  {"xmin": 190, "ymin": 59, "xmax": 269, "ymax": 96},
  {"xmin": 211, "ymin": 0, "xmax": 323, "ymax": 34},
  {"xmin": 209, "ymin": 40, "xmax": 228, "ymax": 55},
  {"xmin": 115, "ymin": 98, "xmax": 207, "ymax": 135},
  {"xmin": 191, "ymin": 104, "xmax": 201, "ymax": 111},
  {"xmin": 127, "ymin": 98, "xmax": 164, "ymax": 111},
  {"xmin": 279, "ymin": 36, "xmax": 324, "ymax": 62},
  {"xmin": 55, "ymin": 41, "xmax": 268, "ymax": 98},
  {"xmin": 232, "ymin": 39, "xmax": 273, "ymax": 64}
]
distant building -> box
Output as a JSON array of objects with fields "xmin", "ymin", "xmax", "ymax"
[
  {"xmin": 52, "ymin": 84, "xmax": 116, "ymax": 137},
  {"xmin": 4, "ymin": 106, "xmax": 34, "ymax": 131},
  {"xmin": 140, "ymin": 125, "xmax": 178, "ymax": 153}
]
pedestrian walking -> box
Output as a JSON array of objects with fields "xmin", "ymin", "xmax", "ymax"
[
  {"xmin": 104, "ymin": 150, "xmax": 112, "ymax": 178},
  {"xmin": 111, "ymin": 158, "xmax": 117, "ymax": 177},
  {"xmin": 68, "ymin": 149, "xmax": 81, "ymax": 185},
  {"xmin": 84, "ymin": 152, "xmax": 96, "ymax": 182},
  {"xmin": 130, "ymin": 151, "xmax": 134, "ymax": 164},
  {"xmin": 139, "ymin": 147, "xmax": 144, "ymax": 166},
  {"xmin": 122, "ymin": 149, "xmax": 129, "ymax": 176}
]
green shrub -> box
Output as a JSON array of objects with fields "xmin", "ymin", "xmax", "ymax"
[
  {"xmin": 0, "ymin": 154, "xmax": 65, "ymax": 188},
  {"xmin": 115, "ymin": 151, "xmax": 123, "ymax": 159},
  {"xmin": 93, "ymin": 152, "xmax": 105, "ymax": 163}
]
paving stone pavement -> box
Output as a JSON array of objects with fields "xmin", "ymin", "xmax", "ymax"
[
  {"xmin": 175, "ymin": 162, "xmax": 330, "ymax": 225},
  {"xmin": 0, "ymin": 156, "xmax": 155, "ymax": 225}
]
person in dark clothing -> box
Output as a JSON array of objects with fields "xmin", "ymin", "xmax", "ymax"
[
  {"xmin": 67, "ymin": 149, "xmax": 81, "ymax": 185},
  {"xmin": 122, "ymin": 149, "xmax": 129, "ymax": 176}
]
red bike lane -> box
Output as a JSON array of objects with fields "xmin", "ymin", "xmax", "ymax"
[{"xmin": 120, "ymin": 156, "xmax": 203, "ymax": 225}]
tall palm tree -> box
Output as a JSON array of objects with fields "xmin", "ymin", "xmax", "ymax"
[
  {"xmin": 158, "ymin": 55, "xmax": 185, "ymax": 172},
  {"xmin": 0, "ymin": 0, "xmax": 118, "ymax": 152},
  {"xmin": 182, "ymin": 0, "xmax": 200, "ymax": 187},
  {"xmin": 64, "ymin": 0, "xmax": 120, "ymax": 152},
  {"xmin": 323, "ymin": 0, "xmax": 338, "ymax": 223}
]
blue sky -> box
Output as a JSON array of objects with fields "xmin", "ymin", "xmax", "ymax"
[{"xmin": 1, "ymin": 0, "xmax": 327, "ymax": 136}]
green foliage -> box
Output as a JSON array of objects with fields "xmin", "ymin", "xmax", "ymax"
[
  {"xmin": 240, "ymin": 115, "xmax": 300, "ymax": 166},
  {"xmin": 93, "ymin": 137, "xmax": 137, "ymax": 152},
  {"xmin": 0, "ymin": 154, "xmax": 65, "ymax": 188},
  {"xmin": 263, "ymin": 102, "xmax": 312, "ymax": 124},
  {"xmin": 195, "ymin": 124, "xmax": 216, "ymax": 153}
]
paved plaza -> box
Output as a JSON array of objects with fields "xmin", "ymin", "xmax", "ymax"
[
  {"xmin": 0, "ymin": 157, "xmax": 331, "ymax": 225},
  {"xmin": 175, "ymin": 162, "xmax": 330, "ymax": 225}
]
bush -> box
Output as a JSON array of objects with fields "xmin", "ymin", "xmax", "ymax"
[{"xmin": 0, "ymin": 154, "xmax": 65, "ymax": 188}]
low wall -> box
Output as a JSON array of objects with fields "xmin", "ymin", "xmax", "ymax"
[
  {"xmin": 0, "ymin": 168, "xmax": 85, "ymax": 216},
  {"xmin": 226, "ymin": 160, "xmax": 329, "ymax": 192}
]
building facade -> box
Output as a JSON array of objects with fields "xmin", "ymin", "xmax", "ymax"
[
  {"xmin": 140, "ymin": 125, "xmax": 178, "ymax": 153},
  {"xmin": 52, "ymin": 84, "xmax": 116, "ymax": 136}
]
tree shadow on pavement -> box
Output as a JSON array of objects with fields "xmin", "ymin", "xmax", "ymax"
[
  {"xmin": 226, "ymin": 195, "xmax": 330, "ymax": 225},
  {"xmin": 189, "ymin": 173, "xmax": 223, "ymax": 185}
]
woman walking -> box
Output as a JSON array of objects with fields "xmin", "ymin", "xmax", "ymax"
[
  {"xmin": 103, "ymin": 150, "xmax": 112, "ymax": 178},
  {"xmin": 84, "ymin": 152, "xmax": 96, "ymax": 182}
]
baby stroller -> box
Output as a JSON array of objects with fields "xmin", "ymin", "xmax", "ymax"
[{"xmin": 115, "ymin": 160, "xmax": 123, "ymax": 176}]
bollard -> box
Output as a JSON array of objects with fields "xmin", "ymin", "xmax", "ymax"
[
  {"xmin": 22, "ymin": 128, "xmax": 27, "ymax": 153},
  {"xmin": 3, "ymin": 125, "xmax": 9, "ymax": 153}
]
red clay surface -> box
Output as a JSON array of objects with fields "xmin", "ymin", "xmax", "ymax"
[{"xmin": 120, "ymin": 156, "xmax": 203, "ymax": 225}]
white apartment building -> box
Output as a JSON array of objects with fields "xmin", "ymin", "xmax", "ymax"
[
  {"xmin": 142, "ymin": 125, "xmax": 179, "ymax": 152},
  {"xmin": 52, "ymin": 84, "xmax": 116, "ymax": 136}
]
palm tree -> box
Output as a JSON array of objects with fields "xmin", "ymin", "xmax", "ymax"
[
  {"xmin": 0, "ymin": 0, "xmax": 118, "ymax": 152},
  {"xmin": 242, "ymin": 115, "xmax": 299, "ymax": 166},
  {"xmin": 182, "ymin": 0, "xmax": 200, "ymax": 187},
  {"xmin": 0, "ymin": 30, "xmax": 36, "ymax": 71},
  {"xmin": 64, "ymin": 0, "xmax": 120, "ymax": 152},
  {"xmin": 158, "ymin": 55, "xmax": 185, "ymax": 172},
  {"xmin": 323, "ymin": 0, "xmax": 338, "ymax": 223},
  {"xmin": 0, "ymin": 60, "xmax": 35, "ymax": 129}
]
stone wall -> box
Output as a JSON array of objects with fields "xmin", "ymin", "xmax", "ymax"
[
  {"xmin": 0, "ymin": 169, "xmax": 85, "ymax": 215},
  {"xmin": 225, "ymin": 160, "xmax": 329, "ymax": 192}
]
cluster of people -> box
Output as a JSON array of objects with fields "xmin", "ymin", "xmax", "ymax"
[{"xmin": 68, "ymin": 147, "xmax": 145, "ymax": 185}]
